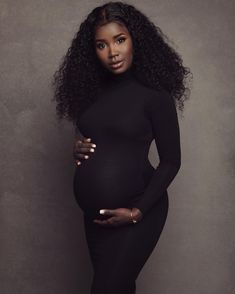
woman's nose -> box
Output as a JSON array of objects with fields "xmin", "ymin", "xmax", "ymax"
[{"xmin": 108, "ymin": 44, "xmax": 119, "ymax": 58}]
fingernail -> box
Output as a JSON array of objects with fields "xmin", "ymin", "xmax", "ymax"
[
  {"xmin": 77, "ymin": 161, "xmax": 81, "ymax": 165},
  {"xmin": 84, "ymin": 155, "xmax": 89, "ymax": 159},
  {"xmin": 100, "ymin": 209, "xmax": 105, "ymax": 214},
  {"xmin": 87, "ymin": 138, "xmax": 91, "ymax": 142},
  {"xmin": 90, "ymin": 148, "xmax": 95, "ymax": 152},
  {"xmin": 91, "ymin": 144, "xmax": 96, "ymax": 148}
]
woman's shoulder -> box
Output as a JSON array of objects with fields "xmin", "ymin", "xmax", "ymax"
[
  {"xmin": 141, "ymin": 86, "xmax": 176, "ymax": 118},
  {"xmin": 139, "ymin": 84, "xmax": 173, "ymax": 107},
  {"xmin": 147, "ymin": 87, "xmax": 172, "ymax": 101},
  {"xmin": 133, "ymin": 79, "xmax": 171, "ymax": 100}
]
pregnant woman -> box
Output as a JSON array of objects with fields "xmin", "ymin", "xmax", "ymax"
[{"xmin": 52, "ymin": 2, "xmax": 191, "ymax": 293}]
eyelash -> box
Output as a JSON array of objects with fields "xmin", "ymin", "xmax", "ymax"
[{"xmin": 96, "ymin": 37, "xmax": 126, "ymax": 49}]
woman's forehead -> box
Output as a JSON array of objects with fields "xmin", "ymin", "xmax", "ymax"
[{"xmin": 95, "ymin": 22, "xmax": 129, "ymax": 39}]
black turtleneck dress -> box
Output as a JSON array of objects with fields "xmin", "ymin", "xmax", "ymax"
[{"xmin": 73, "ymin": 68, "xmax": 181, "ymax": 294}]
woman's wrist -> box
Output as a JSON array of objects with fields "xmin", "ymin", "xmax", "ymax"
[{"xmin": 130, "ymin": 207, "xmax": 143, "ymax": 222}]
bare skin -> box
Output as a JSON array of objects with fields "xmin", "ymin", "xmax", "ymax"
[
  {"xmin": 73, "ymin": 22, "xmax": 143, "ymax": 226},
  {"xmin": 73, "ymin": 136, "xmax": 95, "ymax": 166}
]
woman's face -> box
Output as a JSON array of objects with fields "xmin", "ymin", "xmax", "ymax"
[{"xmin": 94, "ymin": 22, "xmax": 133, "ymax": 74}]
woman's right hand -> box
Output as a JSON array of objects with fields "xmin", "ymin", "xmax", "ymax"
[{"xmin": 73, "ymin": 137, "xmax": 96, "ymax": 166}]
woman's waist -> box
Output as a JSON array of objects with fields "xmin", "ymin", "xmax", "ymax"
[
  {"xmin": 74, "ymin": 168, "xmax": 146, "ymax": 194},
  {"xmin": 76, "ymin": 156, "xmax": 144, "ymax": 175},
  {"xmin": 75, "ymin": 155, "xmax": 154, "ymax": 184}
]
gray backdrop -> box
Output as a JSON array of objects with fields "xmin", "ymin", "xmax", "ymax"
[{"xmin": 1, "ymin": 1, "xmax": 234, "ymax": 293}]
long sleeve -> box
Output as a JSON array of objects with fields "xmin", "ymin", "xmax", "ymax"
[{"xmin": 133, "ymin": 90, "xmax": 181, "ymax": 216}]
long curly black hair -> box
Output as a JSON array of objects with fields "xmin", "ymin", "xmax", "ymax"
[{"xmin": 52, "ymin": 1, "xmax": 192, "ymax": 126}]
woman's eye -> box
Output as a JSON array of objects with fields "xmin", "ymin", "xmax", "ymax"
[
  {"xmin": 117, "ymin": 37, "xmax": 126, "ymax": 44},
  {"xmin": 96, "ymin": 43, "xmax": 105, "ymax": 49}
]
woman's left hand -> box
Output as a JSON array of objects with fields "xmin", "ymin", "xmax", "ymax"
[{"xmin": 93, "ymin": 207, "xmax": 143, "ymax": 227}]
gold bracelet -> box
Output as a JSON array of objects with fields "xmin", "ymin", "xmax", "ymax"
[{"xmin": 130, "ymin": 209, "xmax": 138, "ymax": 224}]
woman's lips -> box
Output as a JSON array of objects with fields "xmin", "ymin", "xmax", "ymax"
[{"xmin": 110, "ymin": 60, "xmax": 124, "ymax": 69}]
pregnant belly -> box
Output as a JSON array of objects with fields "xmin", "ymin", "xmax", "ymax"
[{"xmin": 73, "ymin": 157, "xmax": 146, "ymax": 213}]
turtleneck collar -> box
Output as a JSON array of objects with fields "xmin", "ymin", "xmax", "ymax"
[{"xmin": 105, "ymin": 67, "xmax": 136, "ymax": 86}]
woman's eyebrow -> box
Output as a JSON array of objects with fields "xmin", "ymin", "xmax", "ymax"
[{"xmin": 95, "ymin": 33, "xmax": 126, "ymax": 42}]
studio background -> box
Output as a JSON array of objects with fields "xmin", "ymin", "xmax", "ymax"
[{"xmin": 0, "ymin": 1, "xmax": 234, "ymax": 293}]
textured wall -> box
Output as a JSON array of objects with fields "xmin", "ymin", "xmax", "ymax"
[{"xmin": 1, "ymin": 1, "xmax": 234, "ymax": 293}]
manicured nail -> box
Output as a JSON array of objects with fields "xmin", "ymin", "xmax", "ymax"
[
  {"xmin": 87, "ymin": 138, "xmax": 91, "ymax": 142},
  {"xmin": 100, "ymin": 209, "xmax": 105, "ymax": 214},
  {"xmin": 77, "ymin": 161, "xmax": 81, "ymax": 165},
  {"xmin": 90, "ymin": 148, "xmax": 95, "ymax": 152},
  {"xmin": 84, "ymin": 155, "xmax": 89, "ymax": 159},
  {"xmin": 91, "ymin": 144, "xmax": 96, "ymax": 148}
]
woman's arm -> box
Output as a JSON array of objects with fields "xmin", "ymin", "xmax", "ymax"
[{"xmin": 133, "ymin": 90, "xmax": 181, "ymax": 216}]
